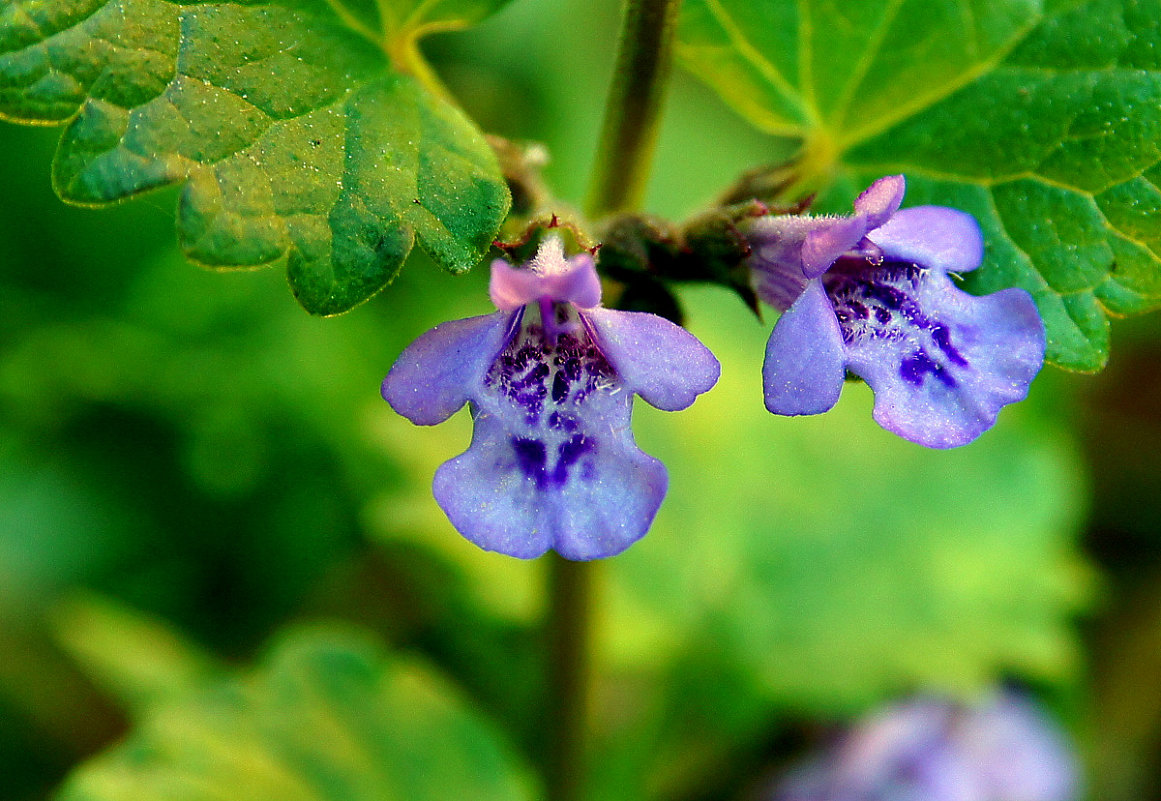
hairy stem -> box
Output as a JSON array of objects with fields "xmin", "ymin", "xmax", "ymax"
[
  {"xmin": 545, "ymin": 555, "xmax": 596, "ymax": 801},
  {"xmin": 586, "ymin": 0, "xmax": 685, "ymax": 218}
]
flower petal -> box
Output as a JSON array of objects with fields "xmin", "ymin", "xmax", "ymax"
[
  {"xmin": 773, "ymin": 694, "xmax": 1076, "ymax": 801},
  {"xmin": 801, "ymin": 214, "xmax": 869, "ymax": 278},
  {"xmin": 834, "ymin": 267, "xmax": 1045, "ymax": 448},
  {"xmin": 866, "ymin": 206, "xmax": 984, "ymax": 273},
  {"xmin": 956, "ymin": 693, "xmax": 1081, "ymax": 801},
  {"xmin": 746, "ymin": 215, "xmax": 819, "ymax": 310},
  {"xmin": 433, "ymin": 405, "xmax": 667, "ymax": 560},
  {"xmin": 381, "ymin": 311, "xmax": 515, "ymax": 425},
  {"xmin": 854, "ymin": 174, "xmax": 906, "ymax": 228},
  {"xmin": 489, "ymin": 241, "xmax": 603, "ymax": 311},
  {"xmin": 549, "ymin": 251, "xmax": 603, "ymax": 309},
  {"xmin": 581, "ymin": 307, "xmax": 720, "ymax": 412},
  {"xmin": 490, "ymin": 260, "xmax": 544, "ymax": 311},
  {"xmin": 762, "ymin": 280, "xmax": 846, "ymax": 415}
]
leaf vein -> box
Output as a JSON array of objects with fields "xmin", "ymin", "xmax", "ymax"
[
  {"xmin": 701, "ymin": 0, "xmax": 814, "ymax": 124},
  {"xmin": 837, "ymin": 11, "xmax": 1045, "ymax": 149},
  {"xmin": 956, "ymin": 0, "xmax": 980, "ymax": 61},
  {"xmin": 829, "ymin": 0, "xmax": 906, "ymax": 129},
  {"xmin": 796, "ymin": 0, "xmax": 814, "ymax": 110}
]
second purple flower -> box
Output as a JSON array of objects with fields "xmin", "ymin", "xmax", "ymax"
[{"xmin": 745, "ymin": 175, "xmax": 1045, "ymax": 448}]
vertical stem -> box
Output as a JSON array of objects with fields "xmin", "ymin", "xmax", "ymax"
[
  {"xmin": 545, "ymin": 3, "xmax": 680, "ymax": 799},
  {"xmin": 546, "ymin": 555, "xmax": 595, "ymax": 801},
  {"xmin": 586, "ymin": 0, "xmax": 686, "ymax": 218}
]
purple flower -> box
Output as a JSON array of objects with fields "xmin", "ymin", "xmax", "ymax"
[
  {"xmin": 770, "ymin": 692, "xmax": 1081, "ymax": 801},
  {"xmin": 382, "ymin": 237, "xmax": 720, "ymax": 560},
  {"xmin": 746, "ymin": 175, "xmax": 1045, "ymax": 448}
]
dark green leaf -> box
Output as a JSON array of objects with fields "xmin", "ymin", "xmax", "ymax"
[
  {"xmin": 678, "ymin": 0, "xmax": 1161, "ymax": 370},
  {"xmin": 56, "ymin": 625, "xmax": 537, "ymax": 801},
  {"xmin": 0, "ymin": 0, "xmax": 511, "ymax": 314}
]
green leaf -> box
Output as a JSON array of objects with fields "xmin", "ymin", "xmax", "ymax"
[
  {"xmin": 0, "ymin": 437, "xmax": 140, "ymax": 615},
  {"xmin": 0, "ymin": 0, "xmax": 511, "ymax": 314},
  {"xmin": 678, "ymin": 0, "xmax": 1161, "ymax": 370},
  {"xmin": 56, "ymin": 625, "xmax": 537, "ymax": 801},
  {"xmin": 52, "ymin": 594, "xmax": 220, "ymax": 715}
]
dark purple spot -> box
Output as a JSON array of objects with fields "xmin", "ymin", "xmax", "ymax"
[
  {"xmin": 513, "ymin": 362, "xmax": 549, "ymax": 388},
  {"xmin": 874, "ymin": 307, "xmax": 891, "ymax": 325},
  {"xmin": 900, "ymin": 350, "xmax": 957, "ymax": 388},
  {"xmin": 898, "ymin": 301, "xmax": 932, "ymax": 330},
  {"xmin": 512, "ymin": 437, "xmax": 548, "ymax": 488},
  {"xmin": 552, "ymin": 371, "xmax": 570, "ymax": 404},
  {"xmin": 862, "ymin": 282, "xmax": 907, "ymax": 310},
  {"xmin": 548, "ymin": 411, "xmax": 580, "ymax": 432},
  {"xmin": 552, "ymin": 434, "xmax": 595, "ymax": 485},
  {"xmin": 900, "ymin": 352, "xmax": 929, "ymax": 386},
  {"xmin": 931, "ymin": 325, "xmax": 969, "ymax": 367}
]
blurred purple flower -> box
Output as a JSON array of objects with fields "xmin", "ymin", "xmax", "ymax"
[
  {"xmin": 382, "ymin": 237, "xmax": 719, "ymax": 560},
  {"xmin": 770, "ymin": 692, "xmax": 1081, "ymax": 801},
  {"xmin": 746, "ymin": 175, "xmax": 1045, "ymax": 448}
]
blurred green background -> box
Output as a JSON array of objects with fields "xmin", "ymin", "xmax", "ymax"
[{"xmin": 2, "ymin": 0, "xmax": 1160, "ymax": 799}]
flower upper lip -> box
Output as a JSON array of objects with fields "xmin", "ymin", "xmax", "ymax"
[{"xmin": 489, "ymin": 237, "xmax": 603, "ymax": 311}]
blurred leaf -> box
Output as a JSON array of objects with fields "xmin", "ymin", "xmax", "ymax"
[
  {"xmin": 52, "ymin": 594, "xmax": 220, "ymax": 715},
  {"xmin": 0, "ymin": 244, "xmax": 431, "ymax": 642},
  {"xmin": 0, "ymin": 437, "xmax": 140, "ymax": 615},
  {"xmin": 56, "ymin": 625, "xmax": 537, "ymax": 801},
  {"xmin": 678, "ymin": 0, "xmax": 1161, "ymax": 370},
  {"xmin": 0, "ymin": 0, "xmax": 510, "ymax": 314}
]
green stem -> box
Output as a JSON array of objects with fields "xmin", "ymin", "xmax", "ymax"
[
  {"xmin": 543, "ymin": 6, "xmax": 681, "ymax": 798},
  {"xmin": 586, "ymin": 0, "xmax": 685, "ymax": 219},
  {"xmin": 545, "ymin": 555, "xmax": 596, "ymax": 801}
]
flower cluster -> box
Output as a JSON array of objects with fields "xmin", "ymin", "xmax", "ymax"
[
  {"xmin": 745, "ymin": 175, "xmax": 1045, "ymax": 448},
  {"xmin": 767, "ymin": 692, "xmax": 1080, "ymax": 801},
  {"xmin": 382, "ymin": 177, "xmax": 1048, "ymax": 560},
  {"xmin": 382, "ymin": 237, "xmax": 720, "ymax": 560}
]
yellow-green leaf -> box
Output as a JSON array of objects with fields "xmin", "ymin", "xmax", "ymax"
[{"xmin": 56, "ymin": 625, "xmax": 537, "ymax": 801}]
